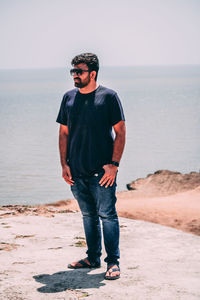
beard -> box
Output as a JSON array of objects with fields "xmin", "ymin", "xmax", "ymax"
[{"xmin": 74, "ymin": 75, "xmax": 90, "ymax": 88}]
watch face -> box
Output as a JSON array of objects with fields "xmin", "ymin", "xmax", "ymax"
[{"xmin": 111, "ymin": 161, "xmax": 119, "ymax": 167}]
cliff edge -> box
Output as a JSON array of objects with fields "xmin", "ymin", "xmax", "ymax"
[{"xmin": 126, "ymin": 170, "xmax": 200, "ymax": 196}]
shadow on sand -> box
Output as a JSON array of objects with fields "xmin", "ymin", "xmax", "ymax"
[{"xmin": 33, "ymin": 268, "xmax": 105, "ymax": 293}]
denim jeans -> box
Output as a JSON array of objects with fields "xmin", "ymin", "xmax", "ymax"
[{"xmin": 71, "ymin": 169, "xmax": 120, "ymax": 267}]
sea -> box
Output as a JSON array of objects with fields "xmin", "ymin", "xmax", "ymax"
[{"xmin": 0, "ymin": 65, "xmax": 200, "ymax": 206}]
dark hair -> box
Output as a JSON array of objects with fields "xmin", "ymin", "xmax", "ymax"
[{"xmin": 71, "ymin": 53, "xmax": 99, "ymax": 81}]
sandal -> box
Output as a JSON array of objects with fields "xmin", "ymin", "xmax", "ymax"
[
  {"xmin": 68, "ymin": 258, "xmax": 101, "ymax": 269},
  {"xmin": 104, "ymin": 265, "xmax": 120, "ymax": 280}
]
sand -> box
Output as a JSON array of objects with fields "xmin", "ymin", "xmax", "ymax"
[{"xmin": 116, "ymin": 186, "xmax": 200, "ymax": 236}]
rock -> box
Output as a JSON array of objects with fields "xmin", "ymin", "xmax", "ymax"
[{"xmin": 127, "ymin": 170, "xmax": 200, "ymax": 196}]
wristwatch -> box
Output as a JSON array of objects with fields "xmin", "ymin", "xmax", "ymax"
[{"xmin": 111, "ymin": 161, "xmax": 119, "ymax": 167}]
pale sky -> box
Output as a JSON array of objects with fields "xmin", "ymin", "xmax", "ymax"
[{"xmin": 0, "ymin": 0, "xmax": 200, "ymax": 69}]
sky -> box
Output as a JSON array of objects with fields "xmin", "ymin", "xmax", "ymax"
[{"xmin": 0, "ymin": 0, "xmax": 200, "ymax": 69}]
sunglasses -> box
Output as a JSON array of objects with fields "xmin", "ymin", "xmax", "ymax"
[{"xmin": 70, "ymin": 68, "xmax": 90, "ymax": 76}]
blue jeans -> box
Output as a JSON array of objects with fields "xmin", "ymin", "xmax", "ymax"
[{"xmin": 71, "ymin": 169, "xmax": 120, "ymax": 267}]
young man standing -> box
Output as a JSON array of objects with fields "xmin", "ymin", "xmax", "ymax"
[{"xmin": 56, "ymin": 53, "xmax": 126, "ymax": 280}]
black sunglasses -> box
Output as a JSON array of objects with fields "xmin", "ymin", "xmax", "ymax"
[{"xmin": 70, "ymin": 68, "xmax": 90, "ymax": 76}]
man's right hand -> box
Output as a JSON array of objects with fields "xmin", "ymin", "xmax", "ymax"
[{"xmin": 62, "ymin": 164, "xmax": 74, "ymax": 185}]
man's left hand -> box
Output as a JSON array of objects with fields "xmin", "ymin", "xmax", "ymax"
[{"xmin": 99, "ymin": 164, "xmax": 118, "ymax": 188}]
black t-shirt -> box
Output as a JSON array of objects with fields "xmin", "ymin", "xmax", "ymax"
[{"xmin": 56, "ymin": 85, "xmax": 125, "ymax": 177}]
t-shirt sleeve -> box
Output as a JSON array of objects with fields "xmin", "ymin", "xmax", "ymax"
[
  {"xmin": 110, "ymin": 93, "xmax": 125, "ymax": 126},
  {"xmin": 56, "ymin": 95, "xmax": 68, "ymax": 125}
]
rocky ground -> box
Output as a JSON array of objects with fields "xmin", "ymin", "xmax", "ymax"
[
  {"xmin": 0, "ymin": 212, "xmax": 200, "ymax": 300},
  {"xmin": 1, "ymin": 170, "xmax": 200, "ymax": 299}
]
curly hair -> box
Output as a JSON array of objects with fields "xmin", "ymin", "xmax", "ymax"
[{"xmin": 71, "ymin": 53, "xmax": 99, "ymax": 81}]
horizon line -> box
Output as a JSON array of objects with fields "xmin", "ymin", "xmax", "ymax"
[{"xmin": 0, "ymin": 63, "xmax": 200, "ymax": 71}]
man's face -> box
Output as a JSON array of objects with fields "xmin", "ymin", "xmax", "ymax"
[{"xmin": 72, "ymin": 63, "xmax": 91, "ymax": 88}]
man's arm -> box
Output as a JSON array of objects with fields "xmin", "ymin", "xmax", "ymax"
[
  {"xmin": 99, "ymin": 120, "xmax": 126, "ymax": 188},
  {"xmin": 58, "ymin": 124, "xmax": 74, "ymax": 185}
]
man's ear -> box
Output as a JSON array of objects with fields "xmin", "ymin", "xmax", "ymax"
[{"xmin": 90, "ymin": 71, "xmax": 96, "ymax": 80}]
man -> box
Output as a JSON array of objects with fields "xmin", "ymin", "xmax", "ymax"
[{"xmin": 56, "ymin": 53, "xmax": 126, "ymax": 280}]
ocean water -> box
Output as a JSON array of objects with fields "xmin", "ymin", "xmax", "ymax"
[{"xmin": 0, "ymin": 65, "xmax": 200, "ymax": 205}]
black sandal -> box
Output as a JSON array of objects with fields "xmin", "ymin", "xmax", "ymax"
[
  {"xmin": 68, "ymin": 258, "xmax": 101, "ymax": 269},
  {"xmin": 104, "ymin": 265, "xmax": 120, "ymax": 280}
]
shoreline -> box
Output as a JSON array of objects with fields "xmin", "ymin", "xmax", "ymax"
[
  {"xmin": 1, "ymin": 170, "xmax": 200, "ymax": 236},
  {"xmin": 1, "ymin": 187, "xmax": 200, "ymax": 236}
]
